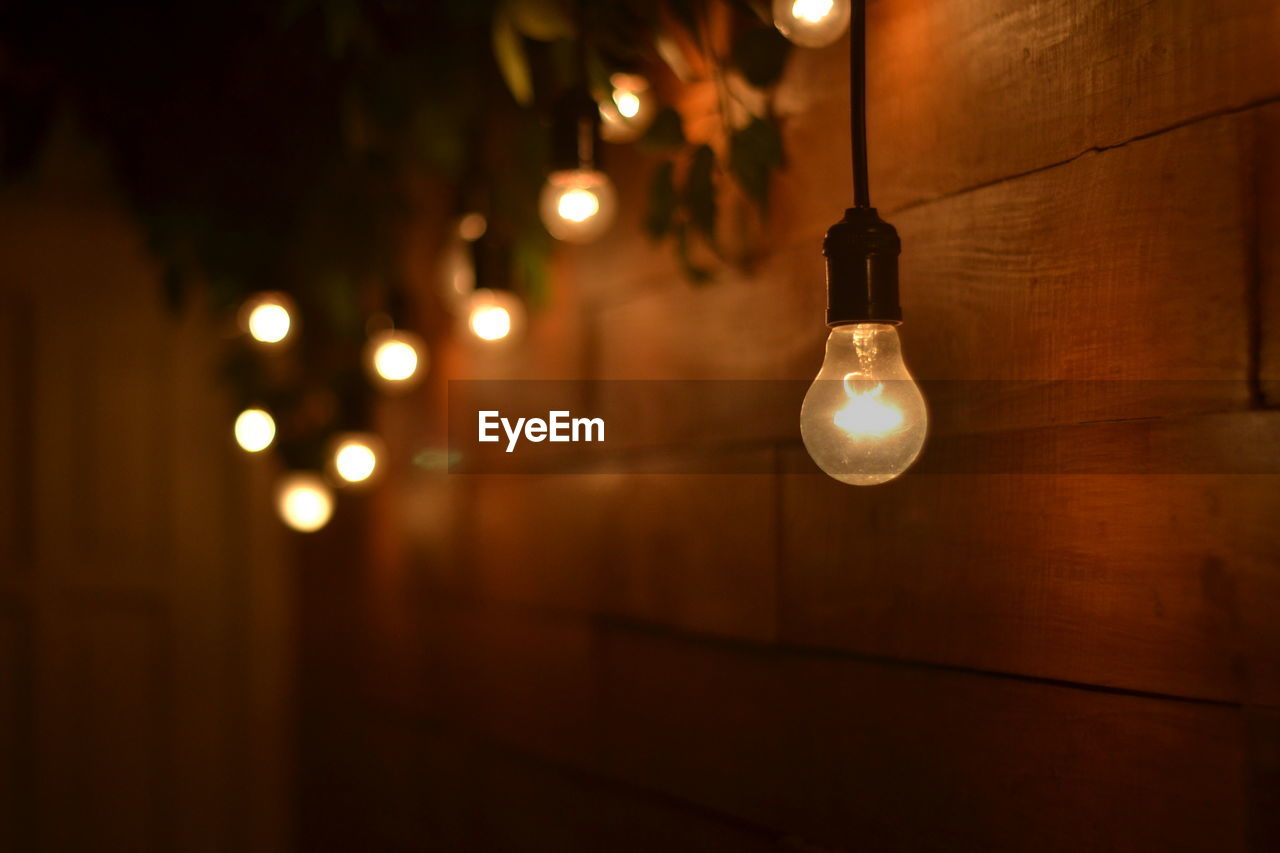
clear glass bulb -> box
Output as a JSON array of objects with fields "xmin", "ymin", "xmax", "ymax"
[
  {"xmin": 599, "ymin": 73, "xmax": 655, "ymax": 143},
  {"xmin": 466, "ymin": 288, "xmax": 525, "ymax": 342},
  {"xmin": 773, "ymin": 0, "xmax": 852, "ymax": 48},
  {"xmin": 539, "ymin": 169, "xmax": 617, "ymax": 243},
  {"xmin": 275, "ymin": 472, "xmax": 334, "ymax": 532},
  {"xmin": 800, "ymin": 323, "xmax": 927, "ymax": 485}
]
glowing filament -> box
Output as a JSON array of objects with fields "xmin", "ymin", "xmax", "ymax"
[
  {"xmin": 334, "ymin": 441, "xmax": 378, "ymax": 483},
  {"xmin": 557, "ymin": 188, "xmax": 600, "ymax": 223},
  {"xmin": 470, "ymin": 304, "xmax": 512, "ymax": 341},
  {"xmin": 792, "ymin": 0, "xmax": 834, "ymax": 23},
  {"xmin": 234, "ymin": 408, "xmax": 276, "ymax": 453},
  {"xmin": 374, "ymin": 339, "xmax": 418, "ymax": 382},
  {"xmin": 276, "ymin": 474, "xmax": 333, "ymax": 533},
  {"xmin": 833, "ymin": 379, "xmax": 904, "ymax": 436},
  {"xmin": 614, "ymin": 90, "xmax": 641, "ymax": 118}
]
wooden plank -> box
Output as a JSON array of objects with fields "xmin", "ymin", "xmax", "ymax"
[
  {"xmin": 1257, "ymin": 103, "xmax": 1280, "ymax": 402},
  {"xmin": 36, "ymin": 600, "xmax": 171, "ymax": 851},
  {"xmin": 400, "ymin": 599, "xmax": 603, "ymax": 769},
  {"xmin": 597, "ymin": 450, "xmax": 779, "ymax": 642},
  {"xmin": 594, "ymin": 114, "xmax": 1254, "ymax": 436},
  {"xmin": 780, "ymin": 413, "xmax": 1280, "ymax": 703},
  {"xmin": 774, "ymin": 0, "xmax": 1280, "ymax": 224},
  {"xmin": 601, "ymin": 627, "xmax": 1250, "ymax": 852},
  {"xmin": 0, "ymin": 609, "xmax": 33, "ymax": 851}
]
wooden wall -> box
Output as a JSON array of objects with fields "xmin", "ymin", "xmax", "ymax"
[
  {"xmin": 301, "ymin": 1, "xmax": 1280, "ymax": 850},
  {"xmin": 0, "ymin": 132, "xmax": 294, "ymax": 851}
]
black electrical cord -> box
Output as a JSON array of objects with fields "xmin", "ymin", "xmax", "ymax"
[{"xmin": 850, "ymin": 0, "xmax": 870, "ymax": 208}]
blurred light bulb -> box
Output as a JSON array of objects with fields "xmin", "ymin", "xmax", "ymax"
[
  {"xmin": 238, "ymin": 291, "xmax": 297, "ymax": 344},
  {"xmin": 275, "ymin": 472, "xmax": 333, "ymax": 532},
  {"xmin": 599, "ymin": 73, "xmax": 656, "ymax": 143},
  {"xmin": 329, "ymin": 432, "xmax": 383, "ymax": 486},
  {"xmin": 773, "ymin": 0, "xmax": 851, "ymax": 48},
  {"xmin": 800, "ymin": 324, "xmax": 927, "ymax": 485},
  {"xmin": 234, "ymin": 407, "xmax": 276, "ymax": 453},
  {"xmin": 366, "ymin": 329, "xmax": 427, "ymax": 391},
  {"xmin": 466, "ymin": 288, "xmax": 525, "ymax": 343},
  {"xmin": 457, "ymin": 212, "xmax": 487, "ymax": 242},
  {"xmin": 539, "ymin": 169, "xmax": 617, "ymax": 243}
]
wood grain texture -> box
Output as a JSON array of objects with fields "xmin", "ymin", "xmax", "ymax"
[
  {"xmin": 1256, "ymin": 104, "xmax": 1280, "ymax": 400},
  {"xmin": 781, "ymin": 439, "xmax": 1280, "ymax": 704},
  {"xmin": 771, "ymin": 0, "xmax": 1280, "ymax": 223},
  {"xmin": 594, "ymin": 114, "xmax": 1255, "ymax": 435},
  {"xmin": 601, "ymin": 627, "xmax": 1250, "ymax": 853}
]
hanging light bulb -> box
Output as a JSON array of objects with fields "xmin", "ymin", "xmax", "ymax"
[
  {"xmin": 773, "ymin": 0, "xmax": 852, "ymax": 48},
  {"xmin": 466, "ymin": 288, "xmax": 526, "ymax": 343},
  {"xmin": 599, "ymin": 73, "xmax": 656, "ymax": 143},
  {"xmin": 541, "ymin": 89, "xmax": 616, "ymax": 243},
  {"xmin": 441, "ymin": 213, "xmax": 485, "ymax": 308},
  {"xmin": 540, "ymin": 169, "xmax": 617, "ymax": 243},
  {"xmin": 275, "ymin": 472, "xmax": 334, "ymax": 532},
  {"xmin": 802, "ymin": 0, "xmax": 926, "ymax": 485},
  {"xmin": 238, "ymin": 291, "xmax": 296, "ymax": 345},
  {"xmin": 233, "ymin": 407, "xmax": 276, "ymax": 453},
  {"xmin": 328, "ymin": 432, "xmax": 384, "ymax": 486},
  {"xmin": 365, "ymin": 329, "xmax": 427, "ymax": 391},
  {"xmin": 801, "ymin": 324, "xmax": 926, "ymax": 485}
]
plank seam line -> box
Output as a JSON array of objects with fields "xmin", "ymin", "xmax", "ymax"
[
  {"xmin": 600, "ymin": 613, "xmax": 1248, "ymax": 710},
  {"xmin": 406, "ymin": 585, "xmax": 1254, "ymax": 710},
  {"xmin": 889, "ymin": 92, "xmax": 1280, "ymax": 217}
]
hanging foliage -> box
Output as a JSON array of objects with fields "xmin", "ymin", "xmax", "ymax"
[{"xmin": 0, "ymin": 0, "xmax": 796, "ymax": 466}]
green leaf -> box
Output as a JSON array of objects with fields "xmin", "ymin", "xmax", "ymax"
[
  {"xmin": 637, "ymin": 107, "xmax": 686, "ymax": 153},
  {"xmin": 729, "ymin": 26, "xmax": 791, "ymax": 88},
  {"xmin": 493, "ymin": 11, "xmax": 534, "ymax": 106},
  {"xmin": 682, "ymin": 144, "xmax": 717, "ymax": 243},
  {"xmin": 505, "ymin": 0, "xmax": 574, "ymax": 41},
  {"xmin": 728, "ymin": 116, "xmax": 783, "ymax": 209},
  {"xmin": 645, "ymin": 160, "xmax": 677, "ymax": 240}
]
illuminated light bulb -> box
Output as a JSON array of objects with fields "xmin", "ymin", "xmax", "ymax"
[
  {"xmin": 457, "ymin": 212, "xmax": 487, "ymax": 242},
  {"xmin": 275, "ymin": 472, "xmax": 334, "ymax": 533},
  {"xmin": 800, "ymin": 323, "xmax": 927, "ymax": 485},
  {"xmin": 466, "ymin": 288, "xmax": 525, "ymax": 343},
  {"xmin": 233, "ymin": 407, "xmax": 276, "ymax": 453},
  {"xmin": 599, "ymin": 73, "xmax": 656, "ymax": 143},
  {"xmin": 539, "ymin": 169, "xmax": 617, "ymax": 243},
  {"xmin": 773, "ymin": 0, "xmax": 851, "ymax": 48},
  {"xmin": 329, "ymin": 432, "xmax": 384, "ymax": 486},
  {"xmin": 365, "ymin": 329, "xmax": 427, "ymax": 391},
  {"xmin": 239, "ymin": 291, "xmax": 296, "ymax": 344}
]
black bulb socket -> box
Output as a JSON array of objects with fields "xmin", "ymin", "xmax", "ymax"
[
  {"xmin": 823, "ymin": 207, "xmax": 902, "ymax": 327},
  {"xmin": 550, "ymin": 90, "xmax": 602, "ymax": 173}
]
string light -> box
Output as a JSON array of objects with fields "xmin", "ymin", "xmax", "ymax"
[
  {"xmin": 239, "ymin": 291, "xmax": 296, "ymax": 345},
  {"xmin": 466, "ymin": 288, "xmax": 525, "ymax": 342},
  {"xmin": 800, "ymin": 0, "xmax": 927, "ymax": 485},
  {"xmin": 599, "ymin": 73, "xmax": 655, "ymax": 143},
  {"xmin": 234, "ymin": 407, "xmax": 276, "ymax": 453},
  {"xmin": 329, "ymin": 432, "xmax": 383, "ymax": 486},
  {"xmin": 539, "ymin": 169, "xmax": 617, "ymax": 243},
  {"xmin": 275, "ymin": 472, "xmax": 334, "ymax": 532},
  {"xmin": 366, "ymin": 329, "xmax": 427, "ymax": 391},
  {"xmin": 773, "ymin": 0, "xmax": 851, "ymax": 48}
]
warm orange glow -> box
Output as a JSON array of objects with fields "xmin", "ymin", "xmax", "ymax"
[
  {"xmin": 275, "ymin": 473, "xmax": 333, "ymax": 532},
  {"xmin": 234, "ymin": 407, "xmax": 276, "ymax": 453}
]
